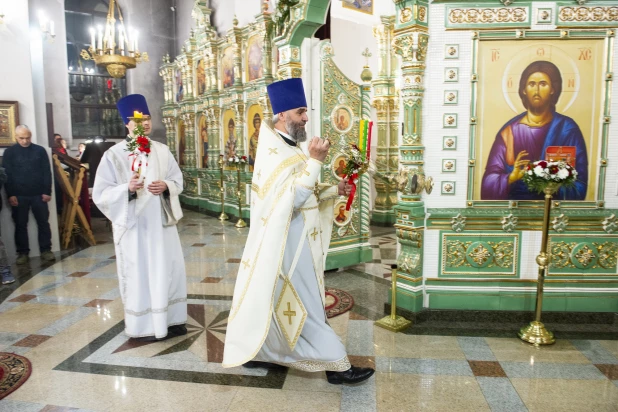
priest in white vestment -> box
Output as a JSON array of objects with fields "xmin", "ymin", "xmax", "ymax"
[
  {"xmin": 93, "ymin": 94, "xmax": 187, "ymax": 341},
  {"xmin": 223, "ymin": 79, "xmax": 374, "ymax": 385}
]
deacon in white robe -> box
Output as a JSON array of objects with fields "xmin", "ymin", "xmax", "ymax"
[
  {"xmin": 93, "ymin": 94, "xmax": 187, "ymax": 340},
  {"xmin": 223, "ymin": 79, "xmax": 374, "ymax": 385}
]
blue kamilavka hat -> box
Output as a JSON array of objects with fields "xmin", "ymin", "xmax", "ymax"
[
  {"xmin": 117, "ymin": 94, "xmax": 151, "ymax": 124},
  {"xmin": 267, "ymin": 78, "xmax": 308, "ymax": 114}
]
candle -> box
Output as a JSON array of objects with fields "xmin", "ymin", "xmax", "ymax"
[
  {"xmin": 134, "ymin": 31, "xmax": 139, "ymax": 51},
  {"xmin": 90, "ymin": 28, "xmax": 95, "ymax": 49},
  {"xmin": 133, "ymin": 111, "xmax": 143, "ymax": 119},
  {"xmin": 358, "ymin": 120, "xmax": 368, "ymax": 155},
  {"xmin": 49, "ymin": 20, "xmax": 55, "ymax": 37},
  {"xmin": 366, "ymin": 121, "xmax": 373, "ymax": 160},
  {"xmin": 119, "ymin": 30, "xmax": 124, "ymax": 55}
]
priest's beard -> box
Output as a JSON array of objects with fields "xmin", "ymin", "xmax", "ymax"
[{"xmin": 285, "ymin": 116, "xmax": 307, "ymax": 143}]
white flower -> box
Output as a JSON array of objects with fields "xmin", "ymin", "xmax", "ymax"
[
  {"xmin": 528, "ymin": 170, "xmax": 533, "ymax": 175},
  {"xmin": 557, "ymin": 168, "xmax": 569, "ymax": 179},
  {"xmin": 534, "ymin": 166, "xmax": 544, "ymax": 177}
]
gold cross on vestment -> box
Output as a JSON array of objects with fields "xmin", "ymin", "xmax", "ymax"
[
  {"xmin": 269, "ymin": 148, "xmax": 278, "ymax": 155},
  {"xmin": 242, "ymin": 259, "xmax": 250, "ymax": 270},
  {"xmin": 283, "ymin": 302, "xmax": 296, "ymax": 325},
  {"xmin": 310, "ymin": 228, "xmax": 319, "ymax": 241},
  {"xmin": 261, "ymin": 216, "xmax": 269, "ymax": 225},
  {"xmin": 257, "ymin": 170, "xmax": 262, "ymax": 180}
]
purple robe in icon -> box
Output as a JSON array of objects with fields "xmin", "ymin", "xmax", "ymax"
[{"xmin": 481, "ymin": 112, "xmax": 588, "ymax": 201}]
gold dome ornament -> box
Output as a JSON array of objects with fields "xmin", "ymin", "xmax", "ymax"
[
  {"xmin": 80, "ymin": 0, "xmax": 149, "ymax": 78},
  {"xmin": 360, "ymin": 48, "xmax": 373, "ymax": 83}
]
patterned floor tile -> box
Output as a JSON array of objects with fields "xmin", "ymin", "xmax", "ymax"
[
  {"xmin": 468, "ymin": 360, "xmax": 507, "ymax": 377},
  {"xmin": 595, "ymin": 364, "xmax": 618, "ymax": 380},
  {"xmin": 83, "ymin": 299, "xmax": 114, "ymax": 308},
  {"xmin": 13, "ymin": 333, "xmax": 52, "ymax": 347},
  {"xmin": 8, "ymin": 294, "xmax": 37, "ymax": 303},
  {"xmin": 67, "ymin": 272, "xmax": 90, "ymax": 278}
]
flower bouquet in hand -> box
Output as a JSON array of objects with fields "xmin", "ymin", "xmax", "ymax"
[
  {"xmin": 340, "ymin": 144, "xmax": 371, "ymax": 210},
  {"xmin": 522, "ymin": 160, "xmax": 577, "ymax": 195},
  {"xmin": 125, "ymin": 122, "xmax": 152, "ymax": 182}
]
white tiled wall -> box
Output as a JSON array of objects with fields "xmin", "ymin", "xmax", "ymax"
[{"xmin": 423, "ymin": 3, "xmax": 473, "ymax": 209}]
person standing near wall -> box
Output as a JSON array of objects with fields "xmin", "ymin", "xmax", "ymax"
[{"xmin": 4, "ymin": 125, "xmax": 56, "ymax": 265}]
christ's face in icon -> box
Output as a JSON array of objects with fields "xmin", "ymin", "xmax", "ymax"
[{"xmin": 523, "ymin": 72, "xmax": 554, "ymax": 113}]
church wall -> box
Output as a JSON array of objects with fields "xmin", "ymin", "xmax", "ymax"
[
  {"xmin": 0, "ymin": 1, "xmax": 61, "ymax": 260},
  {"xmin": 417, "ymin": 1, "xmax": 618, "ymax": 312},
  {"xmin": 30, "ymin": 0, "xmax": 72, "ymax": 147}
]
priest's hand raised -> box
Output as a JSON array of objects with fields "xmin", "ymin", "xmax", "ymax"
[
  {"xmin": 308, "ymin": 137, "xmax": 330, "ymax": 162},
  {"xmin": 148, "ymin": 180, "xmax": 168, "ymax": 196},
  {"xmin": 128, "ymin": 174, "xmax": 144, "ymax": 194}
]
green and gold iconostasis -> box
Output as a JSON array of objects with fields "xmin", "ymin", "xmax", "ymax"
[{"xmin": 159, "ymin": 1, "xmax": 372, "ymax": 269}]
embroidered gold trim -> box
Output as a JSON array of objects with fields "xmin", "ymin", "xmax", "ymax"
[
  {"xmin": 125, "ymin": 297, "xmax": 187, "ymax": 316},
  {"xmin": 251, "ymin": 155, "xmax": 304, "ymax": 199},
  {"xmin": 275, "ymin": 356, "xmax": 351, "ymax": 372},
  {"xmin": 274, "ymin": 277, "xmax": 307, "ymax": 350},
  {"xmin": 124, "ymin": 321, "xmax": 187, "ymax": 338}
]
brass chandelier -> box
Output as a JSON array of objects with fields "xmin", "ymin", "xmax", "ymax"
[{"xmin": 80, "ymin": 0, "xmax": 148, "ymax": 78}]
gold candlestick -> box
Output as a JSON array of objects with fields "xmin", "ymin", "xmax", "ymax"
[
  {"xmin": 519, "ymin": 184, "xmax": 557, "ymax": 345},
  {"xmin": 218, "ymin": 156, "xmax": 229, "ymax": 221},
  {"xmin": 235, "ymin": 165, "xmax": 247, "ymax": 228},
  {"xmin": 375, "ymin": 265, "xmax": 412, "ymax": 332}
]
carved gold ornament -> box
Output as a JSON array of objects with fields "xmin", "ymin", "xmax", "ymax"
[
  {"xmin": 574, "ymin": 245, "xmax": 597, "ymax": 267},
  {"xmin": 443, "ymin": 183, "xmax": 454, "ymax": 193},
  {"xmin": 468, "ymin": 244, "xmax": 492, "ymax": 266},
  {"xmin": 559, "ymin": 6, "xmax": 618, "ymax": 23},
  {"xmin": 400, "ymin": 8, "xmax": 413, "ymax": 23},
  {"xmin": 448, "ymin": 7, "xmax": 527, "ymax": 25}
]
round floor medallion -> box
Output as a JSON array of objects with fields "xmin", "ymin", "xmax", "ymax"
[
  {"xmin": 325, "ymin": 288, "xmax": 354, "ymax": 318},
  {"xmin": 0, "ymin": 353, "xmax": 32, "ymax": 400}
]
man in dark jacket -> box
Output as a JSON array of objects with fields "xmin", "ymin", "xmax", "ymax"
[{"xmin": 4, "ymin": 125, "xmax": 55, "ymax": 265}]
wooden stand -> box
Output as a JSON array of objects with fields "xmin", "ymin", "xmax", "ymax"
[{"xmin": 52, "ymin": 154, "xmax": 96, "ymax": 249}]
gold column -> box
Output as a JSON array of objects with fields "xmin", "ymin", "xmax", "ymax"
[
  {"xmin": 372, "ymin": 16, "xmax": 399, "ymax": 225},
  {"xmin": 180, "ymin": 112, "xmax": 196, "ymax": 168},
  {"xmin": 276, "ymin": 44, "xmax": 302, "ymax": 80}
]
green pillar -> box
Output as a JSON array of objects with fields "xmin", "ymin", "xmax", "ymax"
[{"xmin": 391, "ymin": 0, "xmax": 430, "ymax": 313}]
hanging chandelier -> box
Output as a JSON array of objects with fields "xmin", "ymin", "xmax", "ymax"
[{"xmin": 80, "ymin": 0, "xmax": 148, "ymax": 78}]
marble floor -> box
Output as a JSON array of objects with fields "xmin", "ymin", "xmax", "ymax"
[{"xmin": 1, "ymin": 212, "xmax": 617, "ymax": 411}]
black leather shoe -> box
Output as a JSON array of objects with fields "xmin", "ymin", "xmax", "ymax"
[
  {"xmin": 326, "ymin": 366, "xmax": 375, "ymax": 385},
  {"xmin": 168, "ymin": 324, "xmax": 188, "ymax": 337},
  {"xmin": 243, "ymin": 360, "xmax": 283, "ymax": 369}
]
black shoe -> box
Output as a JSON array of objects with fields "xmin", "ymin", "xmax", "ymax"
[
  {"xmin": 326, "ymin": 366, "xmax": 375, "ymax": 385},
  {"xmin": 243, "ymin": 360, "xmax": 283, "ymax": 369},
  {"xmin": 168, "ymin": 324, "xmax": 188, "ymax": 337}
]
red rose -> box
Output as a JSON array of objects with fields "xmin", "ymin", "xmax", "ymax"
[{"xmin": 538, "ymin": 161, "xmax": 547, "ymax": 168}]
